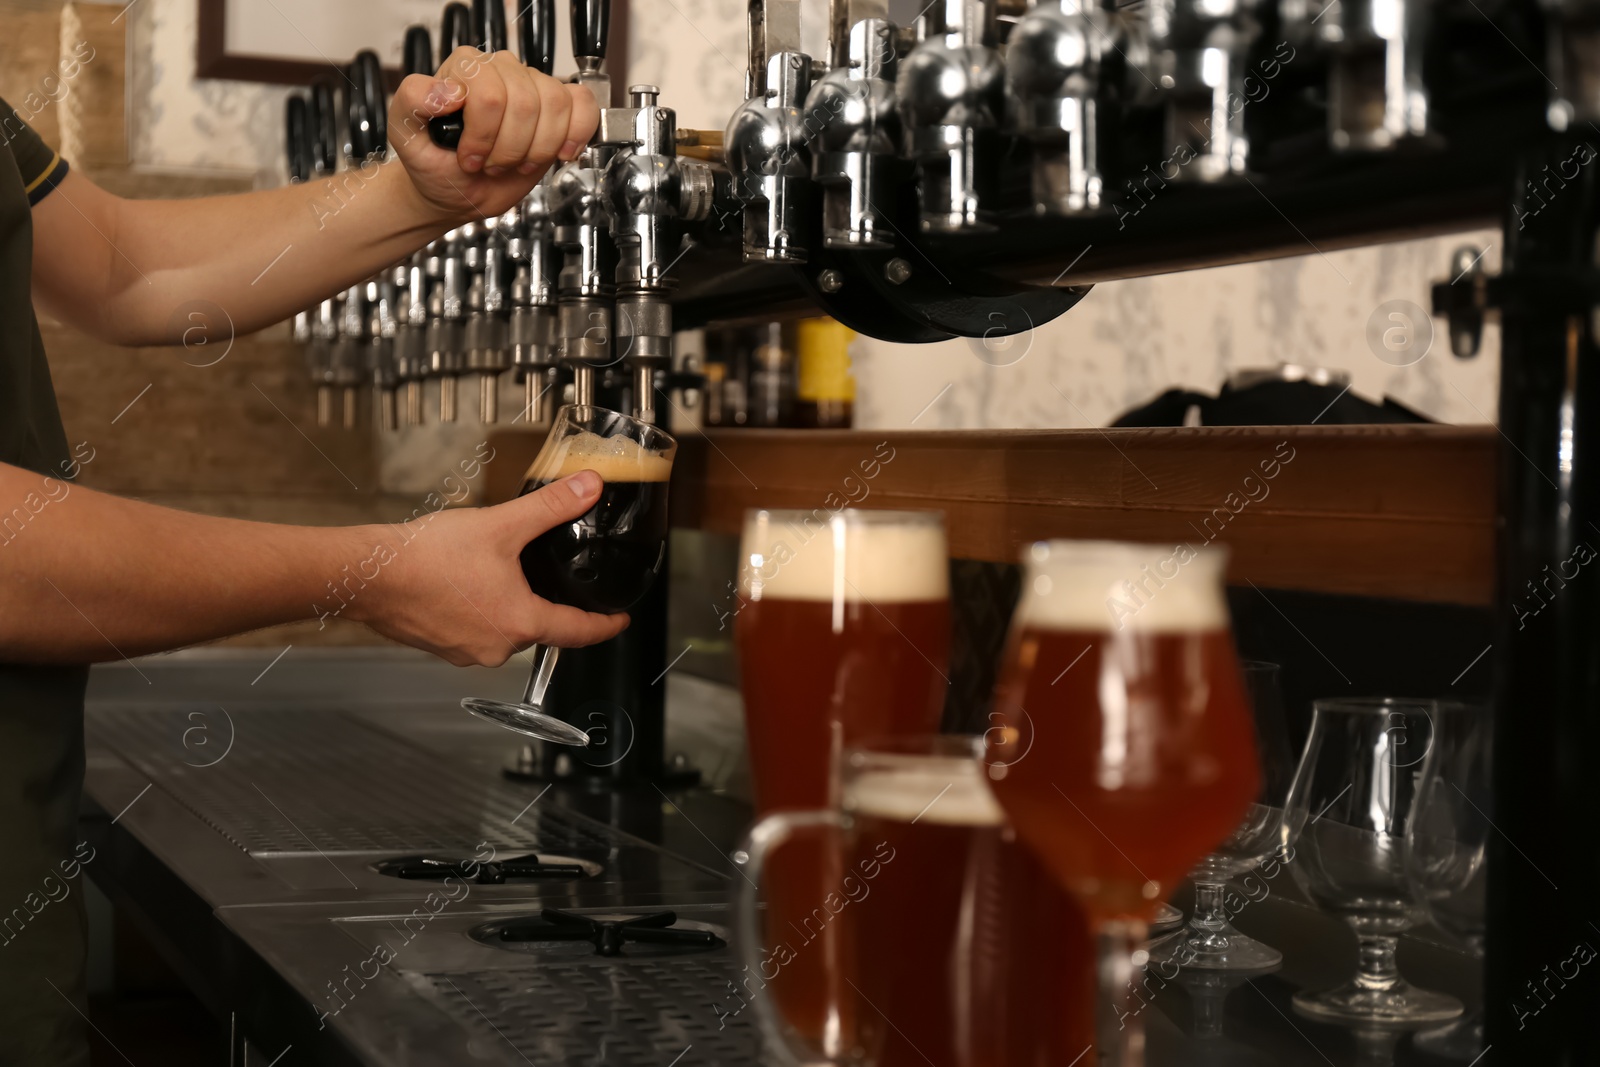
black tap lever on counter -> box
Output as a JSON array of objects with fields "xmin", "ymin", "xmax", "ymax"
[{"xmin": 428, "ymin": 2, "xmax": 477, "ymax": 149}]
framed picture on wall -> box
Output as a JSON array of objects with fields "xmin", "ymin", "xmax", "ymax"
[{"xmin": 195, "ymin": 0, "xmax": 629, "ymax": 101}]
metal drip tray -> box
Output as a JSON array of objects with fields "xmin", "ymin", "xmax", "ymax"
[
  {"xmin": 87, "ymin": 706, "xmax": 726, "ymax": 898},
  {"xmin": 425, "ymin": 962, "xmax": 761, "ymax": 1065},
  {"xmin": 89, "ymin": 706, "xmax": 616, "ymax": 855}
]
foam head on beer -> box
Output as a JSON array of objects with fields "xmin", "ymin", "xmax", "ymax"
[
  {"xmin": 846, "ymin": 754, "xmax": 1005, "ymax": 827},
  {"xmin": 1017, "ymin": 539, "xmax": 1229, "ymax": 633},
  {"xmin": 738, "ymin": 508, "xmax": 949, "ymax": 603},
  {"xmin": 531, "ymin": 429, "xmax": 674, "ymax": 484}
]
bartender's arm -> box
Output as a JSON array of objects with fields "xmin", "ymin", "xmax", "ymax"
[
  {"xmin": 29, "ymin": 47, "xmax": 597, "ymax": 344},
  {"xmin": 0, "ymin": 50, "xmax": 624, "ymax": 666}
]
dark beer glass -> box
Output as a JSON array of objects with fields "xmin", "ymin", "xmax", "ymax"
[
  {"xmin": 460, "ymin": 404, "xmax": 675, "ymax": 744},
  {"xmin": 733, "ymin": 736, "xmax": 1095, "ymax": 1067},
  {"xmin": 734, "ymin": 508, "xmax": 950, "ymax": 1056}
]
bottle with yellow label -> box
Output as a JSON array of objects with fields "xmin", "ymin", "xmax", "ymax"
[{"xmin": 795, "ymin": 317, "xmax": 855, "ymax": 428}]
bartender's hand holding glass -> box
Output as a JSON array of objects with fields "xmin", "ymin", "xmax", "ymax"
[
  {"xmin": 388, "ymin": 45, "xmax": 600, "ymax": 221},
  {"xmin": 353, "ymin": 467, "xmax": 628, "ymax": 666}
]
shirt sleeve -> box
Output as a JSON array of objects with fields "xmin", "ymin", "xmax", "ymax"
[{"xmin": 0, "ymin": 97, "xmax": 69, "ymax": 207}]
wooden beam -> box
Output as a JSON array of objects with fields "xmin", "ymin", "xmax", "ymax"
[{"xmin": 486, "ymin": 424, "xmax": 1497, "ymax": 606}]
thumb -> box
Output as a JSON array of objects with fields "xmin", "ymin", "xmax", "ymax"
[
  {"xmin": 495, "ymin": 469, "xmax": 602, "ymax": 546},
  {"xmin": 389, "ymin": 73, "xmax": 467, "ymax": 153}
]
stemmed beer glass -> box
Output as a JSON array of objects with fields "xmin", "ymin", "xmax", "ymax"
[
  {"xmin": 1153, "ymin": 660, "xmax": 1297, "ymax": 971},
  {"xmin": 983, "ymin": 540, "xmax": 1261, "ymax": 1067},
  {"xmin": 1405, "ymin": 706, "xmax": 1490, "ymax": 1056},
  {"xmin": 460, "ymin": 404, "xmax": 676, "ymax": 744},
  {"xmin": 1284, "ymin": 697, "xmax": 1466, "ymax": 1025}
]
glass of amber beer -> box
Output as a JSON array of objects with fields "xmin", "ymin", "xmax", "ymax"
[
  {"xmin": 733, "ymin": 735, "xmax": 1095, "ymax": 1067},
  {"xmin": 735, "ymin": 508, "xmax": 950, "ymax": 1056},
  {"xmin": 984, "ymin": 540, "xmax": 1260, "ymax": 1067}
]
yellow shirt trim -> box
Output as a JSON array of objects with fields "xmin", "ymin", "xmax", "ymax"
[{"xmin": 23, "ymin": 152, "xmax": 61, "ymax": 195}]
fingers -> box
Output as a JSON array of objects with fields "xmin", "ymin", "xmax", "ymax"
[
  {"xmin": 532, "ymin": 604, "xmax": 631, "ymax": 648},
  {"xmin": 562, "ymin": 84, "xmax": 600, "ymax": 162},
  {"xmin": 525, "ymin": 77, "xmax": 573, "ymax": 171},
  {"xmin": 436, "ymin": 46, "xmax": 508, "ymax": 173},
  {"xmin": 483, "ymin": 51, "xmax": 539, "ymax": 175},
  {"xmin": 495, "ymin": 470, "xmax": 602, "ymax": 547},
  {"xmin": 388, "ymin": 72, "xmax": 465, "ymax": 151},
  {"xmin": 431, "ymin": 48, "xmax": 595, "ymax": 176}
]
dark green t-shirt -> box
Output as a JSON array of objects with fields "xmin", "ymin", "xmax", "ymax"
[{"xmin": 0, "ymin": 99, "xmax": 92, "ymax": 1066}]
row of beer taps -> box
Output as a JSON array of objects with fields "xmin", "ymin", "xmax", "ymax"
[
  {"xmin": 286, "ymin": 0, "xmax": 711, "ymax": 431},
  {"xmin": 723, "ymin": 0, "xmax": 1442, "ymax": 265}
]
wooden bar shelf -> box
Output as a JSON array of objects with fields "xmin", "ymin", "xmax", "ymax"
[{"xmin": 488, "ymin": 424, "xmax": 1497, "ymax": 607}]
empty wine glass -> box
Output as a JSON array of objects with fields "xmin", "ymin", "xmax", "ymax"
[
  {"xmin": 1153, "ymin": 660, "xmax": 1296, "ymax": 970},
  {"xmin": 1284, "ymin": 697, "xmax": 1466, "ymax": 1025},
  {"xmin": 1405, "ymin": 705, "xmax": 1490, "ymax": 1058}
]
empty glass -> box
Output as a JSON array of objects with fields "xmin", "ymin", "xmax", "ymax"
[
  {"xmin": 1405, "ymin": 706, "xmax": 1490, "ymax": 1058},
  {"xmin": 1153, "ymin": 660, "xmax": 1297, "ymax": 971},
  {"xmin": 1284, "ymin": 697, "xmax": 1466, "ymax": 1025}
]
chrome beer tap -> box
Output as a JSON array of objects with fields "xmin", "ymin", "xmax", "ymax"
[
  {"xmin": 1284, "ymin": 0, "xmax": 1427, "ymax": 149},
  {"xmin": 601, "ymin": 85, "xmax": 714, "ymax": 424},
  {"xmin": 392, "ymin": 26, "xmax": 437, "ymax": 428},
  {"xmin": 898, "ymin": 0, "xmax": 1005, "ymax": 231},
  {"xmin": 506, "ymin": 0, "xmax": 562, "ymax": 424},
  {"xmin": 427, "ymin": 2, "xmax": 475, "ymax": 423},
  {"xmin": 806, "ymin": 7, "xmax": 903, "ymax": 249},
  {"xmin": 1542, "ymin": 0, "xmax": 1600, "ymax": 131},
  {"xmin": 305, "ymin": 80, "xmax": 343, "ymax": 426},
  {"xmin": 350, "ymin": 49, "xmax": 400, "ymax": 431},
  {"xmin": 551, "ymin": 0, "xmax": 617, "ymax": 409},
  {"xmin": 1007, "ymin": 0, "xmax": 1108, "ymax": 214},
  {"xmin": 1146, "ymin": 0, "xmax": 1259, "ymax": 179},
  {"xmin": 328, "ymin": 71, "xmax": 375, "ymax": 428},
  {"xmin": 463, "ymin": 0, "xmax": 513, "ymax": 423},
  {"xmin": 725, "ymin": 0, "xmax": 812, "ymax": 262},
  {"xmin": 286, "ymin": 93, "xmax": 313, "ymax": 352}
]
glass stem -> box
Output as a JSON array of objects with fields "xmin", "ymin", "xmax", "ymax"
[
  {"xmin": 1191, "ymin": 881, "xmax": 1230, "ymax": 936},
  {"xmin": 1354, "ymin": 934, "xmax": 1401, "ymax": 992},
  {"xmin": 1095, "ymin": 917, "xmax": 1150, "ymax": 1067},
  {"xmin": 521, "ymin": 645, "xmax": 560, "ymax": 708}
]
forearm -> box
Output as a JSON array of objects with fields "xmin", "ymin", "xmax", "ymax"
[
  {"xmin": 101, "ymin": 162, "xmax": 453, "ymax": 345},
  {"xmin": 0, "ymin": 462, "xmax": 378, "ymax": 663}
]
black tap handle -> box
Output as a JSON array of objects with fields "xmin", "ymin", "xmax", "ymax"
[
  {"xmin": 404, "ymin": 24, "xmax": 435, "ymax": 77},
  {"xmin": 571, "ymin": 0, "xmax": 609, "ymax": 61},
  {"xmin": 476, "ymin": 0, "xmax": 509, "ymax": 53},
  {"xmin": 285, "ymin": 94, "xmax": 311, "ymax": 182},
  {"xmin": 309, "ymin": 80, "xmax": 338, "ymax": 174},
  {"xmin": 519, "ymin": 0, "xmax": 555, "ymax": 74},
  {"xmin": 430, "ymin": 1, "xmax": 475, "ymax": 148},
  {"xmin": 442, "ymin": 1, "xmax": 476, "ymax": 54},
  {"xmin": 352, "ymin": 50, "xmax": 388, "ymax": 161}
]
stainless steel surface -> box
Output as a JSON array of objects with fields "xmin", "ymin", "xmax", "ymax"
[{"xmin": 83, "ymin": 651, "xmax": 1481, "ymax": 1065}]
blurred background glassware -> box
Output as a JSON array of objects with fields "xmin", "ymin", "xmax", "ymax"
[
  {"xmin": 734, "ymin": 508, "xmax": 951, "ymax": 1057},
  {"xmin": 1153, "ymin": 660, "xmax": 1297, "ymax": 971},
  {"xmin": 1405, "ymin": 705, "xmax": 1490, "ymax": 1058},
  {"xmin": 984, "ymin": 540, "xmax": 1261, "ymax": 1067},
  {"xmin": 732, "ymin": 735, "xmax": 1094, "ymax": 1067},
  {"xmin": 1284, "ymin": 697, "xmax": 1466, "ymax": 1025}
]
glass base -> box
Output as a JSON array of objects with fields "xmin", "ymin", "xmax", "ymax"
[
  {"xmin": 1413, "ymin": 1009, "xmax": 1484, "ymax": 1060},
  {"xmin": 460, "ymin": 697, "xmax": 592, "ymax": 746},
  {"xmin": 1150, "ymin": 923, "xmax": 1284, "ymax": 972},
  {"xmin": 1154, "ymin": 901, "xmax": 1185, "ymax": 930},
  {"xmin": 1292, "ymin": 979, "xmax": 1463, "ymax": 1026}
]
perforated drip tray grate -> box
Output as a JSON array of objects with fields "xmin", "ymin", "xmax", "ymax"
[
  {"xmin": 425, "ymin": 961, "xmax": 764, "ymax": 1065},
  {"xmin": 87, "ymin": 707, "xmax": 619, "ymax": 856}
]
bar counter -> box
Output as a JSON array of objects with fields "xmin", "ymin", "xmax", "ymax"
[{"xmin": 81, "ymin": 649, "xmax": 1480, "ymax": 1066}]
